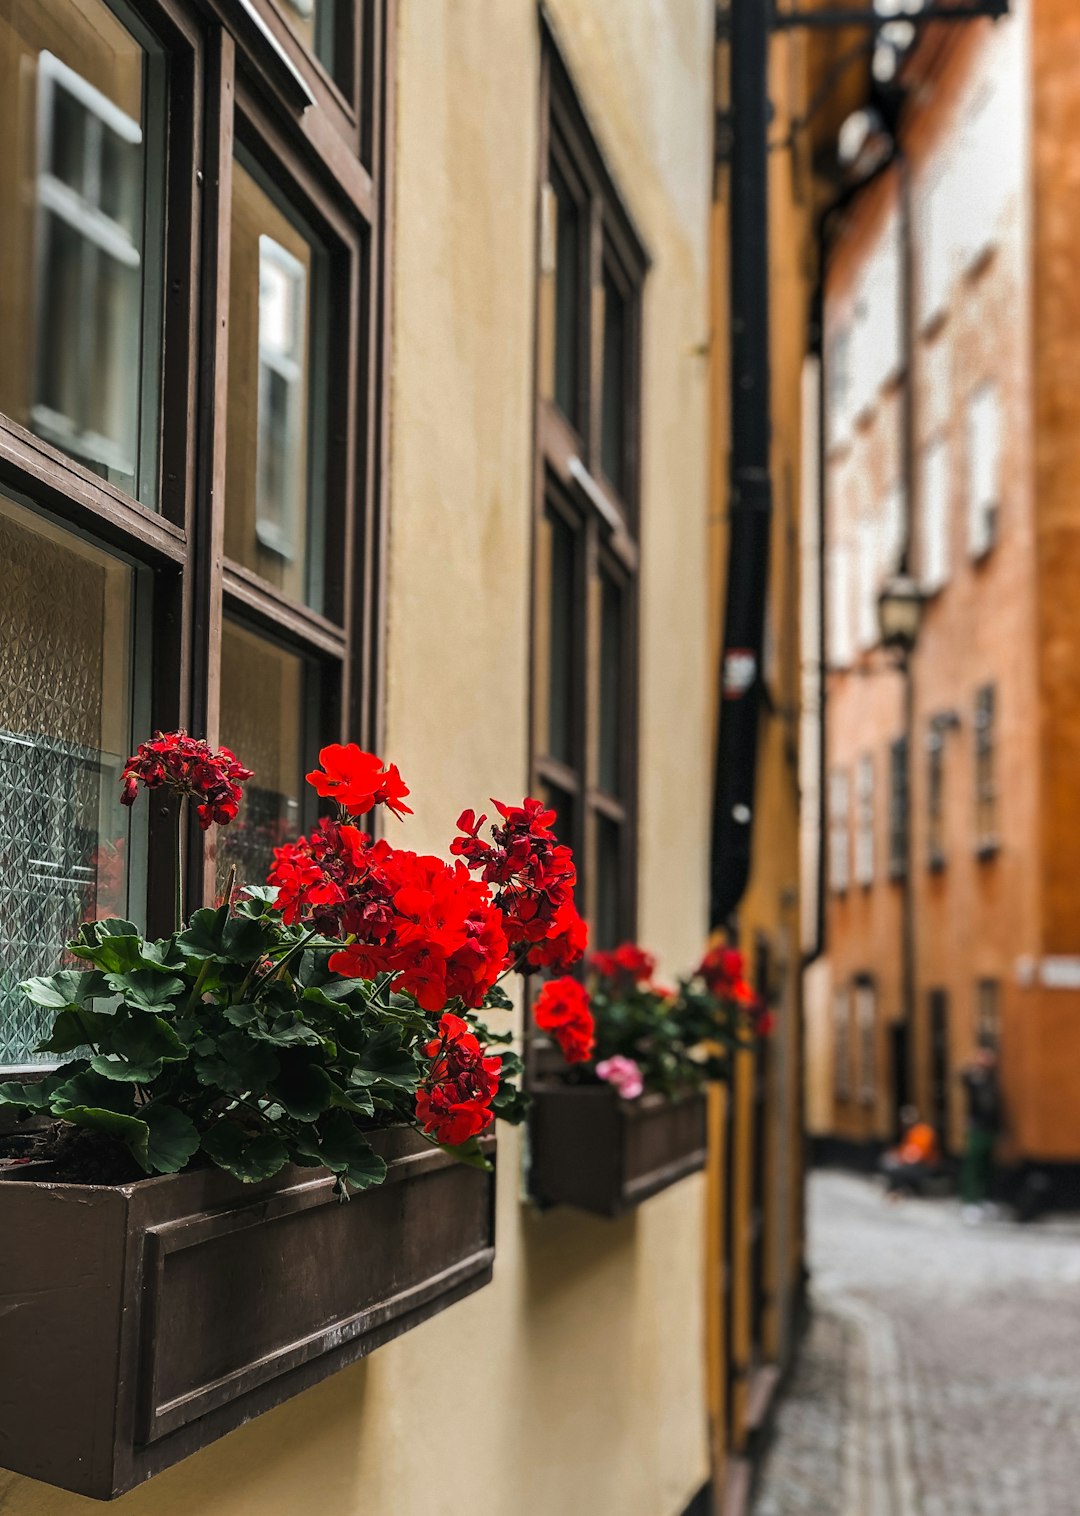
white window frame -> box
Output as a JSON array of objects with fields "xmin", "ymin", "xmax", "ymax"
[
  {"xmin": 256, "ymin": 234, "xmax": 308, "ymax": 561},
  {"xmin": 33, "ymin": 51, "xmax": 144, "ymax": 480},
  {"xmin": 855, "ymin": 753, "xmax": 875, "ymax": 887},
  {"xmin": 921, "ymin": 435, "xmax": 951, "ymax": 594},
  {"xmin": 967, "ymin": 381, "xmax": 1001, "ymax": 559},
  {"xmin": 829, "ymin": 768, "xmax": 851, "ymax": 894}
]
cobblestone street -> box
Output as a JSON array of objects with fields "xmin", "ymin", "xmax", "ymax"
[{"xmin": 754, "ymin": 1171, "xmax": 1080, "ymax": 1516}]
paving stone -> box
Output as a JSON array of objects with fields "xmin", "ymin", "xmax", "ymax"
[{"xmin": 753, "ymin": 1172, "xmax": 1080, "ymax": 1516}]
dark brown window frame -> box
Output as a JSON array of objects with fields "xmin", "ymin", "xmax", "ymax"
[
  {"xmin": 0, "ymin": 0, "xmax": 393, "ymax": 1069},
  {"xmin": 974, "ymin": 682, "xmax": 999, "ymax": 857},
  {"xmin": 531, "ymin": 27, "xmax": 647, "ymax": 953}
]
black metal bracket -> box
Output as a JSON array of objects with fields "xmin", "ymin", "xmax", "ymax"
[{"xmin": 770, "ymin": 0, "xmax": 1008, "ymax": 32}]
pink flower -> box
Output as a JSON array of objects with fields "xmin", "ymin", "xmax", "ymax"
[{"xmin": 595, "ymin": 1055, "xmax": 644, "ymax": 1101}]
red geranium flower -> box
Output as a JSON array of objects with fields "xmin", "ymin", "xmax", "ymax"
[
  {"xmin": 590, "ymin": 942, "xmax": 656, "ymax": 987},
  {"xmin": 415, "ymin": 1011, "xmax": 501, "ymax": 1145},
  {"xmin": 534, "ymin": 976, "xmax": 595, "ymax": 1065},
  {"xmin": 306, "ymin": 744, "xmax": 413, "ymax": 820},
  {"xmin": 120, "ymin": 731, "xmax": 253, "ymax": 830},
  {"xmin": 525, "ymin": 901, "xmax": 588, "ymax": 972}
]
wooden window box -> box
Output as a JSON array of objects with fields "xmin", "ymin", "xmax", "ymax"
[
  {"xmin": 0, "ymin": 1127, "xmax": 495, "ymax": 1500},
  {"xmin": 528, "ymin": 1083, "xmax": 706, "ymax": 1217}
]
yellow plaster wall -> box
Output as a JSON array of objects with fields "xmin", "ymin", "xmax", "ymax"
[{"xmin": 0, "ymin": 4, "xmax": 715, "ymax": 1515}]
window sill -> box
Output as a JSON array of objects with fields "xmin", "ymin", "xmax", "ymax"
[
  {"xmin": 975, "ymin": 838, "xmax": 1001, "ymax": 862},
  {"xmin": 928, "ymin": 852, "xmax": 947, "ymax": 874},
  {"xmin": 0, "ymin": 1127, "xmax": 496, "ymax": 1499}
]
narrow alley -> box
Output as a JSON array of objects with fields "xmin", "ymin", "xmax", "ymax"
[{"xmin": 754, "ymin": 1172, "xmax": 1080, "ymax": 1516}]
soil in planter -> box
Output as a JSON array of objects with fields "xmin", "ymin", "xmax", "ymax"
[{"xmin": 0, "ymin": 1124, "xmax": 147, "ymax": 1185}]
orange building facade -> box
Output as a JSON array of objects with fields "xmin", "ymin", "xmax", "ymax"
[{"xmin": 805, "ymin": 0, "xmax": 1080, "ymax": 1179}]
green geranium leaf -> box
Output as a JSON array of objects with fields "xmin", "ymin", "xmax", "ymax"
[
  {"xmin": 0, "ymin": 1079, "xmax": 51, "ymax": 1111},
  {"xmin": 140, "ymin": 938, "xmax": 187, "ymax": 971},
  {"xmin": 341, "ymin": 1026, "xmax": 420, "ymax": 1090},
  {"xmin": 106, "ymin": 970, "xmax": 187, "ymax": 1012},
  {"xmin": 238, "ymin": 884, "xmax": 278, "ymax": 909},
  {"xmin": 249, "ymin": 1016, "xmax": 326, "ymax": 1050},
  {"xmin": 60, "ymin": 1107, "xmax": 151, "ymax": 1170},
  {"xmin": 300, "ymin": 1110, "xmax": 386, "ymax": 1191},
  {"xmin": 143, "ymin": 1104, "xmax": 200, "ymax": 1174},
  {"xmin": 223, "ymin": 1002, "xmax": 258, "ymax": 1028},
  {"xmin": 270, "ymin": 1058, "xmax": 335, "ymax": 1122},
  {"xmin": 49, "ymin": 1068, "xmax": 134, "ymax": 1114},
  {"xmin": 328, "ymin": 1080, "xmax": 375, "ymax": 1117},
  {"xmin": 220, "ymin": 915, "xmax": 281, "ymax": 964},
  {"xmin": 201, "ymin": 1122, "xmax": 289, "ymax": 1183},
  {"xmin": 194, "ymin": 1032, "xmax": 279, "ymax": 1097},
  {"xmin": 175, "ymin": 905, "xmax": 231, "ymax": 960},
  {"xmin": 482, "ymin": 983, "xmax": 515, "ymax": 1012},
  {"xmin": 20, "ymin": 969, "xmax": 107, "ymax": 1009},
  {"xmin": 36, "ymin": 1006, "xmax": 112, "ymax": 1055},
  {"xmin": 438, "ymin": 1134, "xmax": 493, "ymax": 1172}
]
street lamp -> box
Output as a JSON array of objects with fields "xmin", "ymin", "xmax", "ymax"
[{"xmin": 878, "ymin": 574, "xmax": 924, "ymax": 652}]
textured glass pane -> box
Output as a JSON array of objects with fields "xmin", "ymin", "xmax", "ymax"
[
  {"xmin": 541, "ymin": 507, "xmax": 576, "ymax": 767},
  {"xmin": 0, "ymin": 2, "xmax": 162, "ymax": 503},
  {"xmin": 226, "ymin": 159, "xmax": 327, "ymax": 611},
  {"xmin": 598, "ymin": 574, "xmax": 622, "ymax": 796},
  {"xmin": 552, "ymin": 166, "xmax": 580, "ymax": 426},
  {"xmin": 217, "ymin": 621, "xmax": 307, "ymax": 894},
  {"xmin": 594, "ymin": 813, "xmax": 622, "ymax": 952},
  {"xmin": 601, "ymin": 270, "xmax": 627, "ymax": 495},
  {"xmin": 0, "ymin": 493, "xmax": 135, "ymax": 1067}
]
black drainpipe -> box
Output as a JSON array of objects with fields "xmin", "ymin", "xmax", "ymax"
[{"xmin": 710, "ymin": 0, "xmax": 772, "ymax": 931}]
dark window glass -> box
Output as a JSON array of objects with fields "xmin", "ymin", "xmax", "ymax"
[
  {"xmin": 543, "ymin": 506, "xmax": 576, "ymax": 766},
  {"xmin": 0, "ymin": 491, "xmax": 139, "ymax": 1066},
  {"xmin": 598, "ymin": 573, "xmax": 622, "ymax": 795},
  {"xmin": 0, "ymin": 3, "xmax": 164, "ymax": 503},
  {"xmin": 541, "ymin": 780, "xmax": 575, "ymax": 854},
  {"xmin": 974, "ymin": 684, "xmax": 998, "ymax": 851},
  {"xmin": 888, "ymin": 736, "xmax": 908, "ymax": 880},
  {"xmin": 976, "ymin": 978, "xmax": 1000, "ymax": 1049},
  {"xmin": 216, "ymin": 620, "xmax": 313, "ymax": 892},
  {"xmin": 594, "ymin": 812, "xmax": 622, "ymax": 952},
  {"xmin": 601, "ymin": 268, "xmax": 627, "ymax": 494},
  {"xmin": 927, "ymin": 724, "xmax": 945, "ymax": 868},
  {"xmin": 552, "ymin": 166, "xmax": 580, "ymax": 426}
]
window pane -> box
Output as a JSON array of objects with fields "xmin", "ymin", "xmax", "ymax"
[
  {"xmin": 541, "ymin": 781, "xmax": 575, "ymax": 854},
  {"xmin": 278, "ymin": 0, "xmax": 350, "ymax": 93},
  {"xmin": 552, "ymin": 166, "xmax": 580, "ymax": 426},
  {"xmin": 598, "ymin": 574, "xmax": 623, "ymax": 796},
  {"xmin": 0, "ymin": 3, "xmax": 163, "ymax": 503},
  {"xmin": 226, "ymin": 156, "xmax": 328, "ymax": 613},
  {"xmin": 0, "ymin": 492, "xmax": 136, "ymax": 1066},
  {"xmin": 538, "ymin": 505, "xmax": 576, "ymax": 767},
  {"xmin": 217, "ymin": 621, "xmax": 309, "ymax": 893},
  {"xmin": 594, "ymin": 813, "xmax": 623, "ymax": 951},
  {"xmin": 601, "ymin": 269, "xmax": 627, "ymax": 495}
]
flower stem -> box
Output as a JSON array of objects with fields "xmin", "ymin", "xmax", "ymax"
[{"xmin": 176, "ymin": 796, "xmax": 187, "ymax": 932}]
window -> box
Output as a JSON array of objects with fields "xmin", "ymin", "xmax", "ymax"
[
  {"xmin": 533, "ymin": 35, "xmax": 645, "ymax": 949},
  {"xmin": 888, "ymin": 736, "xmax": 908, "ymax": 880},
  {"xmin": 0, "ymin": 0, "xmax": 391, "ymax": 1070},
  {"xmin": 826, "ymin": 326, "xmax": 852, "ymax": 450},
  {"xmin": 277, "ymin": 0, "xmax": 352, "ymax": 93},
  {"xmin": 927, "ymin": 722, "xmax": 946, "ymax": 869},
  {"xmin": 974, "ymin": 684, "xmax": 999, "ymax": 853},
  {"xmin": 921, "ymin": 436, "xmax": 950, "ymax": 593},
  {"xmin": 833, "ymin": 986, "xmax": 852, "ymax": 1102},
  {"xmin": 827, "ymin": 540, "xmax": 854, "ymax": 668},
  {"xmin": 0, "ymin": 13, "xmax": 164, "ymax": 502},
  {"xmin": 854, "ymin": 978, "xmax": 876, "ymax": 1106},
  {"xmin": 856, "ymin": 519, "xmax": 878, "ymax": 652},
  {"xmin": 828, "ymin": 769, "xmax": 850, "ymax": 894},
  {"xmin": 919, "ymin": 163, "xmax": 951, "ymax": 329},
  {"xmin": 976, "ymin": 978, "xmax": 1000, "ymax": 1050},
  {"xmin": 855, "ymin": 754, "xmax": 875, "ymax": 887},
  {"xmin": 967, "ymin": 382, "xmax": 1001, "ymax": 558}
]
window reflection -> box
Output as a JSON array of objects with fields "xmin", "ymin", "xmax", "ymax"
[
  {"xmin": 601, "ymin": 269, "xmax": 627, "ymax": 495},
  {"xmin": 0, "ymin": 491, "xmax": 137, "ymax": 1066},
  {"xmin": 279, "ymin": 0, "xmax": 349, "ymax": 92},
  {"xmin": 226, "ymin": 157, "xmax": 327, "ymax": 612},
  {"xmin": 217, "ymin": 620, "xmax": 310, "ymax": 893},
  {"xmin": 0, "ymin": 2, "xmax": 162, "ymax": 501}
]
